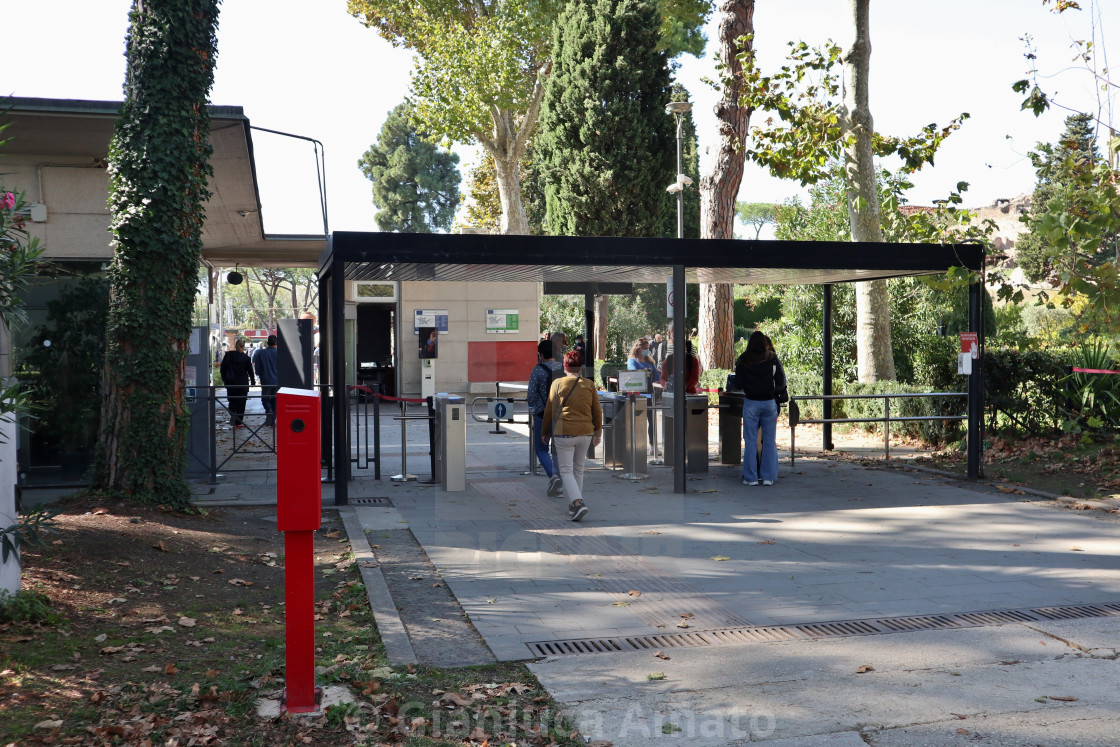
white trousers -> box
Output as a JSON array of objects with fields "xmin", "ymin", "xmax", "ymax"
[{"xmin": 554, "ymin": 434, "xmax": 593, "ymax": 504}]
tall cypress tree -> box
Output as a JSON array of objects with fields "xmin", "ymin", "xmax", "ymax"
[
  {"xmin": 98, "ymin": 0, "xmax": 220, "ymax": 507},
  {"xmin": 358, "ymin": 102, "xmax": 461, "ymax": 233},
  {"xmin": 537, "ymin": 0, "xmax": 675, "ymax": 238}
]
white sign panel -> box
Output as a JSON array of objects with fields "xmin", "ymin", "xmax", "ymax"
[{"xmin": 486, "ymin": 309, "xmax": 520, "ymax": 334}]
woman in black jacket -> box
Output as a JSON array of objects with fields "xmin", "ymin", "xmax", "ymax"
[
  {"xmin": 220, "ymin": 338, "xmax": 256, "ymax": 427},
  {"xmin": 734, "ymin": 331, "xmax": 786, "ymax": 486}
]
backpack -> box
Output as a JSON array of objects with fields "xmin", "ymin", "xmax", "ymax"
[{"xmin": 533, "ymin": 363, "xmax": 564, "ymax": 412}]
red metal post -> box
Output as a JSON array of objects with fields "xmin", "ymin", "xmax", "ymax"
[{"xmin": 276, "ymin": 388, "xmax": 322, "ymax": 714}]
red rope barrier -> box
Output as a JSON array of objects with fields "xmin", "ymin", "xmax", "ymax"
[{"xmin": 1072, "ymin": 367, "xmax": 1120, "ymax": 375}]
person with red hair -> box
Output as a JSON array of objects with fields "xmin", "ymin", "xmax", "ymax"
[{"xmin": 541, "ymin": 350, "xmax": 602, "ymax": 522}]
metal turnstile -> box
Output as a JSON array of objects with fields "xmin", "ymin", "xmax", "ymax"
[
  {"xmin": 602, "ymin": 393, "xmax": 648, "ymax": 473},
  {"xmin": 662, "ymin": 393, "xmax": 710, "ymax": 473},
  {"xmin": 433, "ymin": 394, "xmax": 465, "ymax": 491}
]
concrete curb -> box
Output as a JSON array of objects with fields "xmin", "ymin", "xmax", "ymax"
[{"xmin": 337, "ymin": 506, "xmax": 418, "ymax": 667}]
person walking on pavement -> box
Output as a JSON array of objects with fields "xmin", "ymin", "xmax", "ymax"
[
  {"xmin": 527, "ymin": 338, "xmax": 565, "ymax": 497},
  {"xmin": 254, "ymin": 334, "xmax": 279, "ymax": 427},
  {"xmin": 219, "ymin": 337, "xmax": 256, "ymax": 428},
  {"xmin": 542, "ymin": 350, "xmax": 602, "ymax": 522}
]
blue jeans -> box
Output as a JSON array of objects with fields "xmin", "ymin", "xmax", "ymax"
[
  {"xmin": 742, "ymin": 398, "xmax": 779, "ymax": 483},
  {"xmin": 532, "ymin": 413, "xmax": 555, "ymax": 477}
]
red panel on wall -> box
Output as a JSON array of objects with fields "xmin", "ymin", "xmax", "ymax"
[{"xmin": 468, "ymin": 341, "xmax": 539, "ymax": 382}]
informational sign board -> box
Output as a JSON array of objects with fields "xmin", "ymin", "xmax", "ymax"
[
  {"xmin": 959, "ymin": 332, "xmax": 978, "ymax": 359},
  {"xmin": 617, "ymin": 370, "xmax": 649, "ymax": 393},
  {"xmin": 486, "ymin": 308, "xmax": 519, "ymax": 334},
  {"xmin": 414, "ymin": 309, "xmax": 449, "ymax": 334}
]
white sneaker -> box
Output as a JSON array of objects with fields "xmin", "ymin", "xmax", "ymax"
[
  {"xmin": 742, "ymin": 479, "xmax": 759, "ymax": 486},
  {"xmin": 761, "ymin": 480, "xmax": 774, "ymax": 486}
]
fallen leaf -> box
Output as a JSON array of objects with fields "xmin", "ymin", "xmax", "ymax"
[
  {"xmin": 647, "ymin": 671, "xmax": 666, "ymax": 680},
  {"xmin": 178, "ymin": 617, "xmax": 197, "ymax": 627},
  {"xmin": 227, "ymin": 578, "xmax": 254, "ymax": 586},
  {"xmin": 956, "ymin": 728, "xmax": 971, "ymax": 735},
  {"xmin": 164, "ymin": 662, "xmax": 179, "ymax": 675},
  {"xmin": 676, "ymin": 621, "xmax": 691, "ymax": 629},
  {"xmin": 711, "ymin": 555, "xmax": 731, "ymax": 561},
  {"xmin": 613, "ymin": 602, "xmax": 630, "ymax": 607},
  {"xmin": 856, "ymin": 665, "xmax": 875, "ymax": 673},
  {"xmin": 141, "ymin": 665, "xmax": 161, "ymax": 673},
  {"xmin": 325, "ymin": 531, "xmax": 341, "ymax": 539},
  {"xmin": 640, "ymin": 530, "xmax": 662, "ymax": 535},
  {"xmin": 680, "ymin": 612, "xmax": 695, "ymax": 619},
  {"xmin": 757, "ymin": 539, "xmax": 776, "ymax": 545},
  {"xmin": 92, "ymin": 507, "xmax": 110, "ymax": 515},
  {"xmin": 99, "ymin": 646, "xmax": 125, "ymax": 655},
  {"xmin": 654, "ymin": 651, "xmax": 670, "ymax": 660},
  {"xmin": 1048, "ymin": 695, "xmax": 1078, "ymax": 702},
  {"xmin": 153, "ymin": 541, "xmax": 168, "ymax": 552},
  {"xmin": 34, "ymin": 719, "xmax": 63, "ymax": 731},
  {"xmin": 627, "ymin": 590, "xmax": 642, "ymax": 597}
]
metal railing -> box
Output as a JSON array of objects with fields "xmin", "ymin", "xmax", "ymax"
[{"xmin": 788, "ymin": 392, "xmax": 967, "ymax": 466}]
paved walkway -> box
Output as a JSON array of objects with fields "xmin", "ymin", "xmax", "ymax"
[{"xmin": 179, "ymin": 401, "xmax": 1120, "ymax": 745}]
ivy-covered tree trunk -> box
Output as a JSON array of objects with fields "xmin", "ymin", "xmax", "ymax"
[
  {"xmin": 843, "ymin": 0, "xmax": 895, "ymax": 382},
  {"xmin": 699, "ymin": 0, "xmax": 754, "ymax": 372},
  {"xmin": 97, "ymin": 0, "xmax": 220, "ymax": 507}
]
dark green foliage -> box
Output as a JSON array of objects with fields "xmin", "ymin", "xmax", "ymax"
[
  {"xmin": 657, "ymin": 0, "xmax": 710, "ymax": 58},
  {"xmin": 834, "ymin": 381, "xmax": 965, "ymax": 446},
  {"xmin": 984, "ymin": 348, "xmax": 1073, "ymax": 436},
  {"xmin": 358, "ymin": 102, "xmax": 461, "ymax": 233},
  {"xmin": 99, "ymin": 0, "xmax": 220, "ymax": 507},
  {"xmin": 1017, "ymin": 113, "xmax": 1115, "ymax": 283},
  {"xmin": 733, "ymin": 295, "xmax": 781, "ymax": 331},
  {"xmin": 537, "ymin": 0, "xmax": 675, "ymax": 238}
]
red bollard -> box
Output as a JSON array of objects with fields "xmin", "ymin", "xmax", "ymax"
[{"xmin": 276, "ymin": 388, "xmax": 322, "ymax": 714}]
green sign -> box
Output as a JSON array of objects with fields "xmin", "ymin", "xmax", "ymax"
[{"xmin": 486, "ymin": 308, "xmax": 519, "ymax": 334}]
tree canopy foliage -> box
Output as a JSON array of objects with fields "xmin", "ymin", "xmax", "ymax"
[
  {"xmin": 358, "ymin": 102, "xmax": 461, "ymax": 233},
  {"xmin": 98, "ymin": 0, "xmax": 220, "ymax": 508},
  {"xmin": 735, "ymin": 201, "xmax": 776, "ymax": 239},
  {"xmin": 536, "ymin": 0, "xmax": 675, "ymax": 237},
  {"xmin": 347, "ymin": 0, "xmax": 709, "ymax": 234},
  {"xmin": 1007, "ymin": 0, "xmax": 1120, "ymax": 336}
]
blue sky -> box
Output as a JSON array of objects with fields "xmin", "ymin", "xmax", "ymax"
[{"xmin": 6, "ymin": 1, "xmax": 1116, "ymax": 237}]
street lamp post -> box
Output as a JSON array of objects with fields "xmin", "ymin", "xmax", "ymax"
[
  {"xmin": 665, "ymin": 101, "xmax": 693, "ymax": 239},
  {"xmin": 664, "ymin": 101, "xmax": 692, "ymax": 493}
]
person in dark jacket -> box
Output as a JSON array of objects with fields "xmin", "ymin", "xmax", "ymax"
[
  {"xmin": 220, "ymin": 337, "xmax": 256, "ymax": 427},
  {"xmin": 254, "ymin": 334, "xmax": 279, "ymax": 427},
  {"xmin": 734, "ymin": 331, "xmax": 786, "ymax": 486}
]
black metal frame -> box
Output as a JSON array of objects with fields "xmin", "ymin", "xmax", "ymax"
[{"xmin": 317, "ymin": 231, "xmax": 986, "ymax": 504}]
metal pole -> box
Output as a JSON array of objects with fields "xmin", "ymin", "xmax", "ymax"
[
  {"xmin": 884, "ymin": 396, "xmax": 890, "ymax": 460},
  {"xmin": 967, "ymin": 279, "xmax": 983, "ymax": 478},
  {"xmin": 822, "ymin": 284, "xmax": 834, "ymax": 450},
  {"xmin": 676, "ymin": 114, "xmax": 684, "ymax": 240},
  {"xmin": 672, "ymin": 264, "xmax": 686, "ymax": 494}
]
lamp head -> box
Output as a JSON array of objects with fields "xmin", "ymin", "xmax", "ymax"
[{"xmin": 665, "ymin": 101, "xmax": 692, "ymax": 116}]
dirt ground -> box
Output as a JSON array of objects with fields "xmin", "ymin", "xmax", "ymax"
[{"xmin": 1, "ymin": 496, "xmax": 584, "ymax": 746}]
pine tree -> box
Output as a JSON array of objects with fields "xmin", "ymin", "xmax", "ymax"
[
  {"xmin": 536, "ymin": 0, "xmax": 675, "ymax": 238},
  {"xmin": 1016, "ymin": 113, "xmax": 1109, "ymax": 283},
  {"xmin": 359, "ymin": 103, "xmax": 461, "ymax": 233}
]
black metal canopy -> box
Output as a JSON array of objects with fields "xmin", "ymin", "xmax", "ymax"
[
  {"xmin": 321, "ymin": 231, "xmax": 984, "ymax": 286},
  {"xmin": 318, "ymin": 230, "xmax": 985, "ymax": 503}
]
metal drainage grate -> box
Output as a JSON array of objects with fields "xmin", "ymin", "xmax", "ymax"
[
  {"xmin": 526, "ymin": 601, "xmax": 1120, "ymax": 658},
  {"xmin": 351, "ymin": 497, "xmax": 393, "ymax": 506}
]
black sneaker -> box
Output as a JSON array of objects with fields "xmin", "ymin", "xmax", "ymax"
[
  {"xmin": 568, "ymin": 499, "xmax": 588, "ymax": 522},
  {"xmin": 547, "ymin": 474, "xmax": 563, "ymax": 497}
]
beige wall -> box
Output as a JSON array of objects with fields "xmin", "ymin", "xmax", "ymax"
[
  {"xmin": 347, "ymin": 280, "xmax": 541, "ymax": 397},
  {"xmin": 5, "ymin": 155, "xmax": 112, "ymax": 259}
]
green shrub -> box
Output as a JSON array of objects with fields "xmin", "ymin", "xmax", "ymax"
[
  {"xmin": 700, "ymin": 368, "xmax": 731, "ymax": 404},
  {"xmin": 837, "ymin": 380, "xmax": 966, "ymax": 445},
  {"xmin": 0, "ymin": 590, "xmax": 62, "ymax": 625},
  {"xmin": 984, "ymin": 347, "xmax": 1072, "ymax": 436}
]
